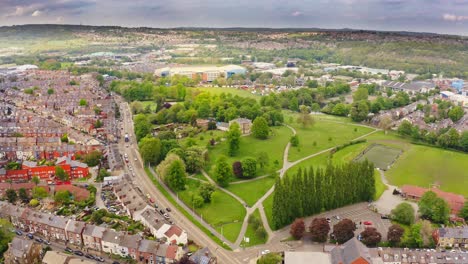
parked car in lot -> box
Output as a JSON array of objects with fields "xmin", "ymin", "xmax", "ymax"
[
  {"xmin": 74, "ymin": 250, "xmax": 84, "ymax": 256},
  {"xmin": 65, "ymin": 247, "xmax": 73, "ymax": 253},
  {"xmin": 363, "ymin": 221, "xmax": 373, "ymax": 225}
]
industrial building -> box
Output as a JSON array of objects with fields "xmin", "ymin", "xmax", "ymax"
[{"xmin": 154, "ymin": 65, "xmax": 246, "ymax": 82}]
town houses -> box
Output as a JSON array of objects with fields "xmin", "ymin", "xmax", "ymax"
[{"xmin": 0, "ymin": 201, "xmax": 184, "ymax": 263}]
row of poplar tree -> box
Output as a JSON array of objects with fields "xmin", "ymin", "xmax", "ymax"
[{"xmin": 272, "ymin": 160, "xmax": 375, "ymax": 229}]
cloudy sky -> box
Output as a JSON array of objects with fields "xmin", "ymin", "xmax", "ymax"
[{"xmin": 1, "ymin": 0, "xmax": 467, "ymax": 35}]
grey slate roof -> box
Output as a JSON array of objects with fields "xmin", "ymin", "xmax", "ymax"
[
  {"xmin": 9, "ymin": 237, "xmax": 34, "ymax": 258},
  {"xmin": 330, "ymin": 237, "xmax": 371, "ymax": 264},
  {"xmin": 439, "ymin": 227, "xmax": 468, "ymax": 239}
]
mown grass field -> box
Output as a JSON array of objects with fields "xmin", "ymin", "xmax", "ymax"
[
  {"xmin": 226, "ymin": 176, "xmax": 276, "ymax": 207},
  {"xmin": 206, "ymin": 126, "xmax": 292, "ymax": 177},
  {"xmin": 192, "ymin": 87, "xmax": 260, "ymax": 101},
  {"xmin": 243, "ymin": 209, "xmax": 268, "ymax": 247},
  {"xmin": 283, "ymin": 111, "xmax": 375, "ymax": 162},
  {"xmin": 355, "ymin": 144, "xmax": 402, "ymax": 170},
  {"xmin": 385, "ymin": 145, "xmax": 468, "ymax": 196},
  {"xmin": 176, "ymin": 179, "xmax": 246, "ymax": 243},
  {"xmin": 262, "ymin": 193, "xmax": 275, "ymax": 230}
]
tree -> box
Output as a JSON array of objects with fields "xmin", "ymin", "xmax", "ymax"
[
  {"xmin": 402, "ymin": 223, "xmax": 423, "ymax": 248},
  {"xmin": 241, "ymin": 157, "xmax": 257, "ymax": 178},
  {"xmin": 332, "ymin": 219, "xmax": 356, "ymax": 244},
  {"xmin": 0, "ymin": 219, "xmax": 14, "ymax": 257},
  {"xmin": 18, "ymin": 188, "xmax": 29, "ymax": 202},
  {"xmin": 448, "ymin": 106, "xmax": 464, "ymax": 122},
  {"xmin": 252, "ymin": 117, "xmax": 269, "ymax": 139},
  {"xmin": 398, "ymin": 120, "xmax": 413, "ymax": 137},
  {"xmin": 214, "ymin": 156, "xmax": 232, "ymax": 187},
  {"xmin": 55, "ymin": 166, "xmax": 69, "ymax": 181},
  {"xmin": 419, "ymin": 220, "xmax": 435, "ymax": 247},
  {"xmin": 32, "ymin": 187, "xmax": 48, "ymax": 199},
  {"xmin": 387, "ymin": 224, "xmax": 405, "ymax": 246},
  {"xmin": 54, "ymin": 190, "xmax": 71, "ymax": 204},
  {"xmin": 290, "ymin": 218, "xmax": 305, "ymax": 240},
  {"xmin": 139, "ymin": 137, "xmax": 162, "ymax": 165},
  {"xmin": 29, "ymin": 199, "xmax": 39, "ymax": 207},
  {"xmin": 332, "ymin": 103, "xmax": 349, "ymax": 116},
  {"xmin": 360, "ymin": 227, "xmax": 382, "ymax": 247},
  {"xmin": 232, "ymin": 161, "xmax": 243, "ymax": 178},
  {"xmin": 460, "ymin": 131, "xmax": 468, "ymax": 152},
  {"xmin": 379, "ymin": 116, "xmax": 393, "ymax": 134},
  {"xmin": 184, "ymin": 146, "xmax": 205, "ymax": 173},
  {"xmin": 418, "ymin": 191, "xmax": 437, "ymax": 218},
  {"xmin": 290, "ymin": 135, "xmax": 299, "ymax": 147},
  {"xmin": 79, "ymin": 99, "xmax": 88, "ymax": 106},
  {"xmin": 418, "ymin": 191, "xmax": 449, "ymax": 223},
  {"xmin": 257, "ymin": 253, "xmax": 282, "ymax": 264},
  {"xmin": 192, "ymin": 194, "xmax": 204, "ymax": 208},
  {"xmin": 96, "ymin": 74, "xmax": 104, "ymax": 87},
  {"xmin": 227, "ymin": 122, "xmax": 241, "ymax": 156},
  {"xmin": 91, "ymin": 209, "xmax": 108, "ymax": 224},
  {"xmin": 353, "ymin": 87, "xmax": 369, "ymax": 102},
  {"xmin": 47, "ymin": 88, "xmax": 54, "ymax": 95},
  {"xmin": 157, "ymin": 154, "xmax": 182, "ymax": 180},
  {"xmin": 134, "ymin": 114, "xmax": 152, "ymax": 141},
  {"xmin": 31, "ymin": 176, "xmax": 40, "ymax": 185},
  {"xmin": 257, "ymin": 152, "xmax": 269, "ymax": 169},
  {"xmin": 82, "ymin": 150, "xmax": 102, "ymax": 167},
  {"xmin": 309, "ymin": 218, "xmax": 330, "ymax": 243},
  {"xmin": 391, "ymin": 203, "xmax": 415, "ymax": 225},
  {"xmin": 5, "ymin": 189, "xmax": 17, "ymax": 203},
  {"xmin": 164, "ymin": 159, "xmax": 187, "ymax": 192},
  {"xmin": 297, "ymin": 105, "xmax": 313, "ymax": 128},
  {"xmin": 459, "ymin": 201, "xmax": 468, "ymax": 220},
  {"xmin": 60, "ymin": 133, "xmax": 69, "ymax": 143},
  {"xmin": 199, "ymin": 183, "xmax": 216, "ymax": 203},
  {"xmin": 350, "ymin": 101, "xmax": 370, "ymax": 122}
]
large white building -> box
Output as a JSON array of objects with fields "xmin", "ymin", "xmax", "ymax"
[{"xmin": 154, "ymin": 65, "xmax": 246, "ymax": 82}]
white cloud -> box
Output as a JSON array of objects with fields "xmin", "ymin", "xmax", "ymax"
[
  {"xmin": 443, "ymin": 13, "xmax": 468, "ymax": 21},
  {"xmin": 31, "ymin": 10, "xmax": 43, "ymax": 17},
  {"xmin": 291, "ymin": 11, "xmax": 303, "ymax": 17}
]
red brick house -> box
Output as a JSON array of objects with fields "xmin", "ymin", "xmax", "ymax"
[
  {"xmin": 137, "ymin": 239, "xmax": 159, "ymax": 263},
  {"xmin": 401, "ymin": 185, "xmax": 465, "ymax": 214},
  {"xmin": 65, "ymin": 220, "xmax": 86, "ymax": 247}
]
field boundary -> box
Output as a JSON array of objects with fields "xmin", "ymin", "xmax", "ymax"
[{"xmin": 353, "ymin": 143, "xmax": 403, "ymax": 170}]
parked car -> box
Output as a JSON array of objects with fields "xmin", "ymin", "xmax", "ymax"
[
  {"xmin": 363, "ymin": 221, "xmax": 373, "ymax": 225},
  {"xmin": 43, "ymin": 240, "xmax": 51, "ymax": 245},
  {"xmin": 95, "ymin": 257, "xmax": 105, "ymax": 262},
  {"xmin": 149, "ymin": 198, "xmax": 155, "ymax": 203},
  {"xmin": 380, "ymin": 215, "xmax": 390, "ymax": 219},
  {"xmin": 159, "ymin": 209, "xmax": 165, "ymax": 214},
  {"xmin": 74, "ymin": 250, "xmax": 84, "ymax": 256},
  {"xmin": 35, "ymin": 237, "xmax": 43, "ymax": 243},
  {"xmin": 15, "ymin": 230, "xmax": 23, "ymax": 236},
  {"xmin": 326, "ymin": 217, "xmax": 331, "ymax": 223},
  {"xmin": 27, "ymin": 233, "xmax": 33, "ymax": 239},
  {"xmin": 85, "ymin": 254, "xmax": 95, "ymax": 259},
  {"xmin": 163, "ymin": 213, "xmax": 170, "ymax": 219},
  {"xmin": 261, "ymin": 250, "xmax": 271, "ymax": 255},
  {"xmin": 65, "ymin": 247, "xmax": 73, "ymax": 253},
  {"xmin": 166, "ymin": 207, "xmax": 172, "ymax": 212},
  {"xmin": 112, "ymin": 262, "xmax": 120, "ymax": 264},
  {"xmin": 153, "ymin": 203, "xmax": 158, "ymax": 208}
]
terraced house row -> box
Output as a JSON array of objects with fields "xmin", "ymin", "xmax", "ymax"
[{"xmin": 0, "ymin": 202, "xmax": 183, "ymax": 263}]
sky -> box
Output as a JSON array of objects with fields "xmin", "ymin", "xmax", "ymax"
[{"xmin": 0, "ymin": 0, "xmax": 468, "ymax": 36}]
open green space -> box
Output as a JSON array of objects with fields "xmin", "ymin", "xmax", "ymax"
[
  {"xmin": 137, "ymin": 101, "xmax": 158, "ymax": 112},
  {"xmin": 374, "ymin": 170, "xmax": 387, "ymax": 200},
  {"xmin": 386, "ymin": 145, "xmax": 468, "ymax": 196},
  {"xmin": 263, "ymin": 193, "xmax": 275, "ymax": 230},
  {"xmin": 179, "ymin": 129, "xmax": 226, "ymax": 148},
  {"xmin": 355, "ymin": 144, "xmax": 402, "ymax": 170},
  {"xmin": 284, "ymin": 111, "xmax": 375, "ymax": 162},
  {"xmin": 243, "ymin": 209, "xmax": 268, "ymax": 247},
  {"xmin": 176, "ymin": 179, "xmax": 246, "ymax": 243},
  {"xmin": 206, "ymin": 126, "xmax": 292, "ymax": 177},
  {"xmin": 226, "ymin": 176, "xmax": 276, "ymax": 207},
  {"xmin": 192, "ymin": 87, "xmax": 260, "ymax": 101}
]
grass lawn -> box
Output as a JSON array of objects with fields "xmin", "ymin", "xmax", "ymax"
[
  {"xmin": 226, "ymin": 176, "xmax": 276, "ymax": 207},
  {"xmin": 374, "ymin": 170, "xmax": 387, "ymax": 200},
  {"xmin": 263, "ymin": 193, "xmax": 275, "ymax": 230},
  {"xmin": 284, "ymin": 111, "xmax": 375, "ymax": 162},
  {"xmin": 179, "ymin": 130, "xmax": 226, "ymax": 148},
  {"xmin": 176, "ymin": 179, "xmax": 246, "ymax": 243},
  {"xmin": 136, "ymin": 101, "xmax": 158, "ymax": 112},
  {"xmin": 243, "ymin": 209, "xmax": 268, "ymax": 247},
  {"xmin": 355, "ymin": 144, "xmax": 402, "ymax": 170},
  {"xmin": 206, "ymin": 126, "xmax": 292, "ymax": 178},
  {"xmin": 386, "ymin": 144, "xmax": 468, "ymax": 196},
  {"xmin": 192, "ymin": 87, "xmax": 260, "ymax": 101}
]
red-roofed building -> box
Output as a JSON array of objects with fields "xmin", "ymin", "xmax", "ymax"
[
  {"xmin": 55, "ymin": 185, "xmax": 90, "ymax": 201},
  {"xmin": 164, "ymin": 225, "xmax": 188, "ymax": 245},
  {"xmin": 1, "ymin": 169, "xmax": 30, "ymax": 182},
  {"xmin": 0, "ymin": 182, "xmax": 50, "ymax": 197},
  {"xmin": 401, "ymin": 185, "xmax": 466, "ymax": 214}
]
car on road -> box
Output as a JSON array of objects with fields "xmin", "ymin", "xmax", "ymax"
[
  {"xmin": 134, "ymin": 158, "xmax": 137, "ymax": 161},
  {"xmin": 149, "ymin": 198, "xmax": 155, "ymax": 203},
  {"xmin": 43, "ymin": 240, "xmax": 51, "ymax": 245},
  {"xmin": 334, "ymin": 215, "xmax": 341, "ymax": 220},
  {"xmin": 27, "ymin": 233, "xmax": 33, "ymax": 239},
  {"xmin": 65, "ymin": 247, "xmax": 73, "ymax": 253},
  {"xmin": 163, "ymin": 213, "xmax": 170, "ymax": 219},
  {"xmin": 326, "ymin": 217, "xmax": 331, "ymax": 223},
  {"xmin": 261, "ymin": 250, "xmax": 271, "ymax": 255},
  {"xmin": 15, "ymin": 230, "xmax": 23, "ymax": 236},
  {"xmin": 74, "ymin": 250, "xmax": 84, "ymax": 256},
  {"xmin": 153, "ymin": 203, "xmax": 158, "ymax": 208},
  {"xmin": 159, "ymin": 209, "xmax": 165, "ymax": 214},
  {"xmin": 95, "ymin": 256, "xmax": 105, "ymax": 262},
  {"xmin": 380, "ymin": 215, "xmax": 390, "ymax": 219},
  {"xmin": 35, "ymin": 237, "xmax": 43, "ymax": 243},
  {"xmin": 166, "ymin": 207, "xmax": 171, "ymax": 212},
  {"xmin": 112, "ymin": 262, "xmax": 120, "ymax": 264},
  {"xmin": 85, "ymin": 254, "xmax": 95, "ymax": 259},
  {"xmin": 363, "ymin": 221, "xmax": 373, "ymax": 225}
]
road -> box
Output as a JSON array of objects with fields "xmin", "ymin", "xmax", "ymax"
[{"xmin": 116, "ymin": 96, "xmax": 241, "ymax": 264}]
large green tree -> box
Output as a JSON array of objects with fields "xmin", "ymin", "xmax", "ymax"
[
  {"xmin": 5, "ymin": 189, "xmax": 17, "ymax": 203},
  {"xmin": 55, "ymin": 166, "xmax": 69, "ymax": 181},
  {"xmin": 0, "ymin": 219, "xmax": 14, "ymax": 257},
  {"xmin": 350, "ymin": 101, "xmax": 370, "ymax": 122},
  {"xmin": 214, "ymin": 156, "xmax": 232, "ymax": 187},
  {"xmin": 227, "ymin": 122, "xmax": 241, "ymax": 156},
  {"xmin": 198, "ymin": 183, "xmax": 216, "ymax": 203},
  {"xmin": 139, "ymin": 137, "xmax": 162, "ymax": 166},
  {"xmin": 54, "ymin": 190, "xmax": 71, "ymax": 204},
  {"xmin": 353, "ymin": 87, "xmax": 369, "ymax": 102},
  {"xmin": 134, "ymin": 114, "xmax": 152, "ymax": 141},
  {"xmin": 251, "ymin": 116, "xmax": 269, "ymax": 139},
  {"xmin": 297, "ymin": 105, "xmax": 314, "ymax": 128},
  {"xmin": 391, "ymin": 203, "xmax": 415, "ymax": 225},
  {"xmin": 184, "ymin": 146, "xmax": 206, "ymax": 173},
  {"xmin": 418, "ymin": 191, "xmax": 450, "ymax": 224},
  {"xmin": 241, "ymin": 157, "xmax": 257, "ymax": 178},
  {"xmin": 448, "ymin": 106, "xmax": 464, "ymax": 122},
  {"xmin": 164, "ymin": 159, "xmax": 187, "ymax": 192}
]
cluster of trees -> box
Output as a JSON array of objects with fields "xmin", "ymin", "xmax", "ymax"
[
  {"xmin": 213, "ymin": 152, "xmax": 269, "ymax": 187},
  {"xmin": 248, "ymin": 214, "xmax": 268, "ymax": 241},
  {"xmin": 398, "ymin": 120, "xmax": 468, "ymax": 152},
  {"xmin": 0, "ymin": 219, "xmax": 14, "ymax": 259},
  {"xmin": 418, "ymin": 191, "xmax": 450, "ymax": 224},
  {"xmin": 272, "ymin": 161, "xmax": 375, "ymax": 229}
]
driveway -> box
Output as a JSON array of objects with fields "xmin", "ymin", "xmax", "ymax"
[{"xmin": 373, "ymin": 170, "xmax": 418, "ymax": 215}]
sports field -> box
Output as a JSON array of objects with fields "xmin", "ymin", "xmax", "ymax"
[{"xmin": 355, "ymin": 144, "xmax": 402, "ymax": 170}]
